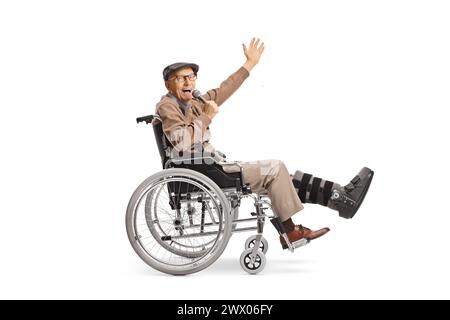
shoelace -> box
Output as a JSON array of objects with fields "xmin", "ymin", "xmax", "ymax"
[{"xmin": 296, "ymin": 225, "xmax": 311, "ymax": 235}]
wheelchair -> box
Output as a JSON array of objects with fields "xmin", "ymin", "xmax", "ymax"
[{"xmin": 126, "ymin": 115, "xmax": 305, "ymax": 275}]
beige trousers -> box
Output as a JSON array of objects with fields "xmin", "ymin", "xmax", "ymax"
[{"xmin": 222, "ymin": 159, "xmax": 304, "ymax": 221}]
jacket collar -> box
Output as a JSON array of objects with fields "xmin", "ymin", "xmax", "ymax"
[{"xmin": 167, "ymin": 93, "xmax": 192, "ymax": 114}]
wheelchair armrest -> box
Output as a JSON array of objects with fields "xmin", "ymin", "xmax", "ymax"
[
  {"xmin": 165, "ymin": 157, "xmax": 251, "ymax": 194},
  {"xmin": 165, "ymin": 155, "xmax": 220, "ymax": 168},
  {"xmin": 136, "ymin": 114, "xmax": 161, "ymax": 124}
]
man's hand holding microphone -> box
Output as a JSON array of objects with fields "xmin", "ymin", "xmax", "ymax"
[{"xmin": 193, "ymin": 90, "xmax": 219, "ymax": 120}]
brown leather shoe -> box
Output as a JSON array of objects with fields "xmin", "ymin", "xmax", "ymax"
[{"xmin": 280, "ymin": 225, "xmax": 330, "ymax": 250}]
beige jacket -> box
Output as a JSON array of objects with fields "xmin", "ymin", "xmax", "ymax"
[{"xmin": 155, "ymin": 67, "xmax": 249, "ymax": 157}]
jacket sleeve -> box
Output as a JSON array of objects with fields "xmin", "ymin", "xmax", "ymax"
[
  {"xmin": 157, "ymin": 102, "xmax": 211, "ymax": 152},
  {"xmin": 204, "ymin": 67, "xmax": 250, "ymax": 106}
]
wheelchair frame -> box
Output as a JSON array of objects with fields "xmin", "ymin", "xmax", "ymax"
[{"xmin": 126, "ymin": 115, "xmax": 302, "ymax": 275}]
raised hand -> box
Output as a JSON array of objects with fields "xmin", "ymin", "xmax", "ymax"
[{"xmin": 242, "ymin": 38, "xmax": 265, "ymax": 72}]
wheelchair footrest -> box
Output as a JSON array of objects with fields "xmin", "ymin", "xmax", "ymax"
[{"xmin": 281, "ymin": 238, "xmax": 310, "ymax": 250}]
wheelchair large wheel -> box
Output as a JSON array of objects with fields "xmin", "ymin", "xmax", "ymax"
[
  {"xmin": 126, "ymin": 168, "xmax": 232, "ymax": 275},
  {"xmin": 144, "ymin": 184, "xmax": 217, "ymax": 258}
]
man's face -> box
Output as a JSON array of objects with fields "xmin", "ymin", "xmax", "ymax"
[{"xmin": 165, "ymin": 67, "xmax": 197, "ymax": 103}]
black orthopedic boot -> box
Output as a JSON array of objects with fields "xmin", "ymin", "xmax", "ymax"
[{"xmin": 292, "ymin": 167, "xmax": 374, "ymax": 219}]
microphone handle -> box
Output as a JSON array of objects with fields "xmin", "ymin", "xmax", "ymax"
[
  {"xmin": 193, "ymin": 90, "xmax": 208, "ymax": 104},
  {"xmin": 197, "ymin": 95, "xmax": 207, "ymax": 104}
]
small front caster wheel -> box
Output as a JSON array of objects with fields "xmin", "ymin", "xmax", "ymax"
[
  {"xmin": 239, "ymin": 248, "xmax": 266, "ymax": 274},
  {"xmin": 244, "ymin": 235, "xmax": 269, "ymax": 254}
]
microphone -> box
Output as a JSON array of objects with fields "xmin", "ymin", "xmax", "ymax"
[{"xmin": 192, "ymin": 90, "xmax": 207, "ymax": 104}]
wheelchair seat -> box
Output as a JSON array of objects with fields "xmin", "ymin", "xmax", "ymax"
[{"xmin": 136, "ymin": 114, "xmax": 248, "ymax": 192}]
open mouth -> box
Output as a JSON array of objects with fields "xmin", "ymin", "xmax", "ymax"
[{"xmin": 180, "ymin": 88, "xmax": 193, "ymax": 100}]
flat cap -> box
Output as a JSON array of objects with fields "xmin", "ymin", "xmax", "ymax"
[{"xmin": 163, "ymin": 62, "xmax": 199, "ymax": 81}]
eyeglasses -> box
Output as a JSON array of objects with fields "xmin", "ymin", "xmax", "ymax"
[{"xmin": 169, "ymin": 73, "xmax": 197, "ymax": 83}]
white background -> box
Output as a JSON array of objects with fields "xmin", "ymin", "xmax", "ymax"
[{"xmin": 1, "ymin": 0, "xmax": 449, "ymax": 299}]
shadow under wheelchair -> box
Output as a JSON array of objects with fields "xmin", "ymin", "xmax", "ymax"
[
  {"xmin": 127, "ymin": 115, "xmax": 310, "ymax": 276},
  {"xmin": 206, "ymin": 256, "xmax": 318, "ymax": 275}
]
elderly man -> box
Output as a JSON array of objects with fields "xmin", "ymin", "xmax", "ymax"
[{"xmin": 155, "ymin": 38, "xmax": 374, "ymax": 250}]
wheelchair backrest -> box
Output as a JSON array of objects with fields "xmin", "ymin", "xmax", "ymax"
[
  {"xmin": 136, "ymin": 115, "xmax": 170, "ymax": 167},
  {"xmin": 152, "ymin": 119, "xmax": 170, "ymax": 166}
]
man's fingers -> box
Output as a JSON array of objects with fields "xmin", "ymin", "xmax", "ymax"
[
  {"xmin": 247, "ymin": 37, "xmax": 264, "ymax": 52},
  {"xmin": 203, "ymin": 100, "xmax": 219, "ymax": 118},
  {"xmin": 258, "ymin": 42, "xmax": 265, "ymax": 53},
  {"xmin": 205, "ymin": 100, "xmax": 219, "ymax": 110}
]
